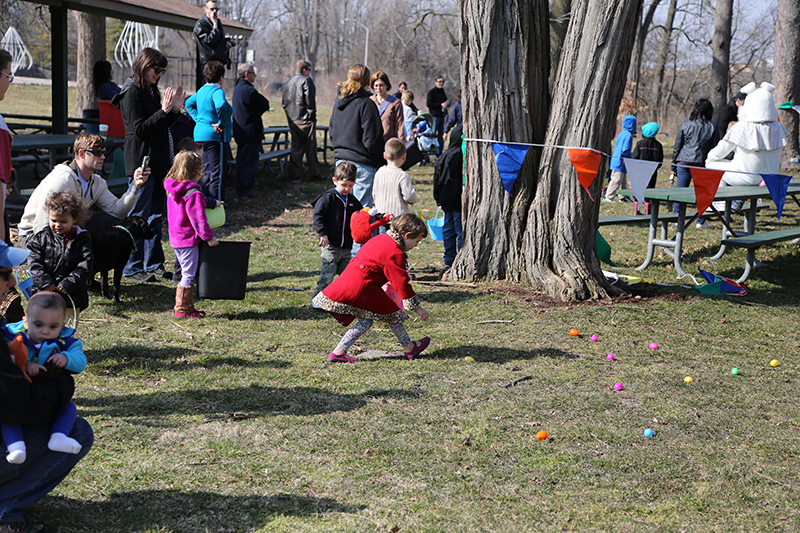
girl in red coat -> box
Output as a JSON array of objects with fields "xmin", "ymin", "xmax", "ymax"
[{"xmin": 312, "ymin": 213, "xmax": 430, "ymax": 363}]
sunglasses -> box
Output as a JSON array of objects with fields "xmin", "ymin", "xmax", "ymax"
[
  {"xmin": 150, "ymin": 67, "xmax": 167, "ymax": 75},
  {"xmin": 84, "ymin": 149, "xmax": 106, "ymax": 157},
  {"xmin": 209, "ymin": 6, "xmax": 219, "ymax": 11},
  {"xmin": 0, "ymin": 269, "xmax": 13, "ymax": 281},
  {"xmin": 0, "ymin": 71, "xmax": 13, "ymax": 83}
]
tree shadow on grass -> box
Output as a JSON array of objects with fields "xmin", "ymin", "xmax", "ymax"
[
  {"xmin": 88, "ymin": 345, "xmax": 292, "ymax": 373},
  {"xmin": 427, "ymin": 345, "xmax": 580, "ymax": 364},
  {"xmin": 77, "ymin": 385, "xmax": 420, "ymax": 420},
  {"xmin": 217, "ymin": 307, "xmax": 327, "ymax": 321},
  {"xmin": 420, "ymin": 289, "xmax": 477, "ymax": 304},
  {"xmin": 248, "ymin": 269, "xmax": 319, "ymax": 282},
  {"xmin": 43, "ymin": 491, "xmax": 365, "ymax": 532}
]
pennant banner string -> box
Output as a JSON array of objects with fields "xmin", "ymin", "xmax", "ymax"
[{"xmin": 464, "ymin": 137, "xmax": 779, "ymax": 177}]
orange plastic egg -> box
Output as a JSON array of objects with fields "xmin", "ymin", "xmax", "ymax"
[
  {"xmin": 536, "ymin": 431, "xmax": 549, "ymax": 440},
  {"xmin": 569, "ymin": 329, "xmax": 580, "ymax": 336}
]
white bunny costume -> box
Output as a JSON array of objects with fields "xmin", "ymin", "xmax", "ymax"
[{"xmin": 706, "ymin": 82, "xmax": 789, "ymax": 185}]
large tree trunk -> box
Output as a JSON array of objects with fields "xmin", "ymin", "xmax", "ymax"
[
  {"xmin": 651, "ymin": 0, "xmax": 677, "ymax": 124},
  {"xmin": 710, "ymin": 0, "xmax": 734, "ymax": 123},
  {"xmin": 774, "ymin": 0, "xmax": 800, "ymax": 169},
  {"xmin": 455, "ymin": 0, "xmax": 550, "ymax": 282},
  {"xmin": 455, "ymin": 0, "xmax": 640, "ymax": 301},
  {"xmin": 75, "ymin": 12, "xmax": 106, "ymax": 116}
]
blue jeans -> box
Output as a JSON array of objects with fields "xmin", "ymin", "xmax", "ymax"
[
  {"xmin": 0, "ymin": 417, "xmax": 94, "ymax": 523},
  {"xmin": 124, "ymin": 172, "xmax": 166, "ymax": 276},
  {"xmin": 201, "ymin": 140, "xmax": 229, "ymax": 203},
  {"xmin": 236, "ymin": 142, "xmax": 261, "ymax": 195},
  {"xmin": 673, "ymin": 163, "xmax": 704, "ymax": 223},
  {"xmin": 433, "ymin": 116, "xmax": 444, "ymax": 155},
  {"xmin": 442, "ymin": 210, "xmax": 463, "ymax": 268},
  {"xmin": 336, "ymin": 160, "xmax": 377, "ymax": 209},
  {"xmin": 314, "ymin": 245, "xmax": 351, "ymax": 297}
]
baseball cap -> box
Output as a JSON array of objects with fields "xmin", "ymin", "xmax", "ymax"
[{"xmin": 0, "ymin": 241, "xmax": 30, "ymax": 267}]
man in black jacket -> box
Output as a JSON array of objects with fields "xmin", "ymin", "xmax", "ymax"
[
  {"xmin": 0, "ymin": 241, "xmax": 94, "ymax": 533},
  {"xmin": 282, "ymin": 60, "xmax": 323, "ymax": 181},
  {"xmin": 426, "ymin": 76, "xmax": 449, "ymax": 155},
  {"xmin": 193, "ymin": 0, "xmax": 231, "ymax": 89},
  {"xmin": 233, "ymin": 63, "xmax": 270, "ymax": 197}
]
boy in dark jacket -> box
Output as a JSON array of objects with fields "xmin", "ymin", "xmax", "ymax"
[
  {"xmin": 433, "ymin": 124, "xmax": 463, "ymax": 273},
  {"xmin": 26, "ymin": 191, "xmax": 92, "ymax": 312},
  {"xmin": 311, "ymin": 162, "xmax": 362, "ymax": 301},
  {"xmin": 631, "ymin": 121, "xmax": 664, "ymax": 214}
]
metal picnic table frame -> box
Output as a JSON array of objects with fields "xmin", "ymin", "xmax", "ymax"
[{"xmin": 618, "ymin": 184, "xmax": 800, "ymax": 277}]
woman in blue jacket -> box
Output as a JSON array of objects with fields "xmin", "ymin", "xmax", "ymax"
[{"xmin": 185, "ymin": 60, "xmax": 233, "ymax": 204}]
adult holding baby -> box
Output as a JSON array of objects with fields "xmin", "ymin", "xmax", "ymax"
[{"xmin": 113, "ymin": 47, "xmax": 184, "ymax": 283}]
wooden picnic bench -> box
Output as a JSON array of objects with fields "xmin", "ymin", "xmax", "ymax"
[{"xmin": 720, "ymin": 227, "xmax": 800, "ymax": 283}]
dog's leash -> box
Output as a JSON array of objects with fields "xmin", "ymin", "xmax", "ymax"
[{"xmin": 114, "ymin": 225, "xmax": 138, "ymax": 252}]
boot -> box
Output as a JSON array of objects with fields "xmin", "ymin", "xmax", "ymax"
[{"xmin": 174, "ymin": 285, "xmax": 205, "ymax": 318}]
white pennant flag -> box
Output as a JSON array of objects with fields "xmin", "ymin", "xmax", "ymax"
[{"xmin": 623, "ymin": 158, "xmax": 660, "ymax": 207}]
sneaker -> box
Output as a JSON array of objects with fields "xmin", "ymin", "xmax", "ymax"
[
  {"xmin": 405, "ymin": 336, "xmax": 431, "ymax": 360},
  {"xmin": 125, "ymin": 271, "xmax": 156, "ymax": 282},
  {"xmin": 696, "ymin": 220, "xmax": 710, "ymax": 229},
  {"xmin": 0, "ymin": 522, "xmax": 47, "ymax": 533},
  {"xmin": 328, "ymin": 351, "xmax": 359, "ymax": 363},
  {"xmin": 150, "ymin": 267, "xmax": 173, "ymax": 280},
  {"xmin": 602, "ymin": 197, "xmax": 615, "ymax": 203}
]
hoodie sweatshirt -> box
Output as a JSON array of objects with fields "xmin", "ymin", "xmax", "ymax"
[
  {"xmin": 611, "ymin": 115, "xmax": 637, "ymax": 172},
  {"xmin": 164, "ymin": 178, "xmax": 215, "ymax": 248},
  {"xmin": 329, "ymin": 87, "xmax": 384, "ymax": 169}
]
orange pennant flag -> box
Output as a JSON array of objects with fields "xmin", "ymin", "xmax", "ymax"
[
  {"xmin": 688, "ymin": 167, "xmax": 724, "ymax": 216},
  {"xmin": 568, "ymin": 148, "xmax": 603, "ymax": 201}
]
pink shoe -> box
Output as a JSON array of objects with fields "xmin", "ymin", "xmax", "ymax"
[
  {"xmin": 405, "ymin": 336, "xmax": 430, "ymax": 360},
  {"xmin": 328, "ymin": 351, "xmax": 359, "ymax": 363}
]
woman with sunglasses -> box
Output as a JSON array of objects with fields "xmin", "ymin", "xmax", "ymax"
[
  {"xmin": 113, "ymin": 47, "xmax": 185, "ymax": 282},
  {"xmin": 0, "ymin": 48, "xmax": 15, "ymax": 244}
]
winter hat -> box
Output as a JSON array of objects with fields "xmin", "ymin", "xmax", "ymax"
[
  {"xmin": 641, "ymin": 122, "xmax": 659, "ymax": 138},
  {"xmin": 738, "ymin": 82, "xmax": 778, "ymax": 123}
]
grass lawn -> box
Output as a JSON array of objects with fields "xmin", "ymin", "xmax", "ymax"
[{"xmin": 5, "ymin": 87, "xmax": 800, "ymax": 530}]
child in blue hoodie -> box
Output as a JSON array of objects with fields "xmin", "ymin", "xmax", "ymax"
[
  {"xmin": 605, "ymin": 115, "xmax": 636, "ymax": 202},
  {"xmin": 1, "ymin": 292, "xmax": 87, "ymax": 464}
]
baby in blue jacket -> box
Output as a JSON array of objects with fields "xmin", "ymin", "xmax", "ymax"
[{"xmin": 1, "ymin": 291, "xmax": 86, "ymax": 464}]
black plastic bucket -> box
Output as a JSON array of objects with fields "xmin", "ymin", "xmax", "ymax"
[{"xmin": 197, "ymin": 241, "xmax": 251, "ymax": 299}]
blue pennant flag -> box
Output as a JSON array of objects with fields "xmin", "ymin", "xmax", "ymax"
[
  {"xmin": 761, "ymin": 174, "xmax": 792, "ymax": 220},
  {"xmin": 492, "ymin": 142, "xmax": 529, "ymax": 196}
]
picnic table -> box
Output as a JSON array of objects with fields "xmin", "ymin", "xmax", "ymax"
[
  {"xmin": 231, "ymin": 125, "xmax": 333, "ymax": 177},
  {"xmin": 618, "ymin": 184, "xmax": 800, "ymax": 281},
  {"xmin": 3, "ymin": 113, "xmax": 99, "ymax": 135},
  {"xmin": 12, "ymin": 133, "xmax": 123, "ymax": 169}
]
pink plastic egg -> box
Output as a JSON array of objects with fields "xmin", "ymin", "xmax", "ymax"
[
  {"xmin": 607, "ymin": 353, "xmax": 615, "ymax": 361},
  {"xmin": 614, "ymin": 382, "xmax": 623, "ymax": 391},
  {"xmin": 649, "ymin": 342, "xmax": 659, "ymax": 350},
  {"xmin": 590, "ymin": 335, "xmax": 599, "ymax": 342}
]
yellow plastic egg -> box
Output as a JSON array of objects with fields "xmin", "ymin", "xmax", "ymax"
[
  {"xmin": 465, "ymin": 356, "xmax": 475, "ymax": 362},
  {"xmin": 770, "ymin": 359, "xmax": 779, "ymax": 367},
  {"xmin": 684, "ymin": 376, "xmax": 693, "ymax": 383}
]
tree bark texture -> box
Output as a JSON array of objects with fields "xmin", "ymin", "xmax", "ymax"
[
  {"xmin": 710, "ymin": 0, "xmax": 734, "ymax": 123},
  {"xmin": 524, "ymin": 0, "xmax": 640, "ymax": 300},
  {"xmin": 456, "ymin": 0, "xmax": 640, "ymax": 301},
  {"xmin": 549, "ymin": 0, "xmax": 571, "ymax": 87},
  {"xmin": 774, "ymin": 0, "xmax": 800, "ymax": 167},
  {"xmin": 75, "ymin": 12, "xmax": 106, "ymax": 115},
  {"xmin": 455, "ymin": 0, "xmax": 550, "ymax": 282}
]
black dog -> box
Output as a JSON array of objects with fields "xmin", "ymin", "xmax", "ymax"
[{"xmin": 90, "ymin": 216, "xmax": 154, "ymax": 302}]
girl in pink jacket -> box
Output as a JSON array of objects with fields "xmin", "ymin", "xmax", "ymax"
[{"xmin": 164, "ymin": 151, "xmax": 219, "ymax": 318}]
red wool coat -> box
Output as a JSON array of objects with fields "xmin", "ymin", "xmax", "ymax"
[{"xmin": 318, "ymin": 232, "xmax": 418, "ymax": 326}]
